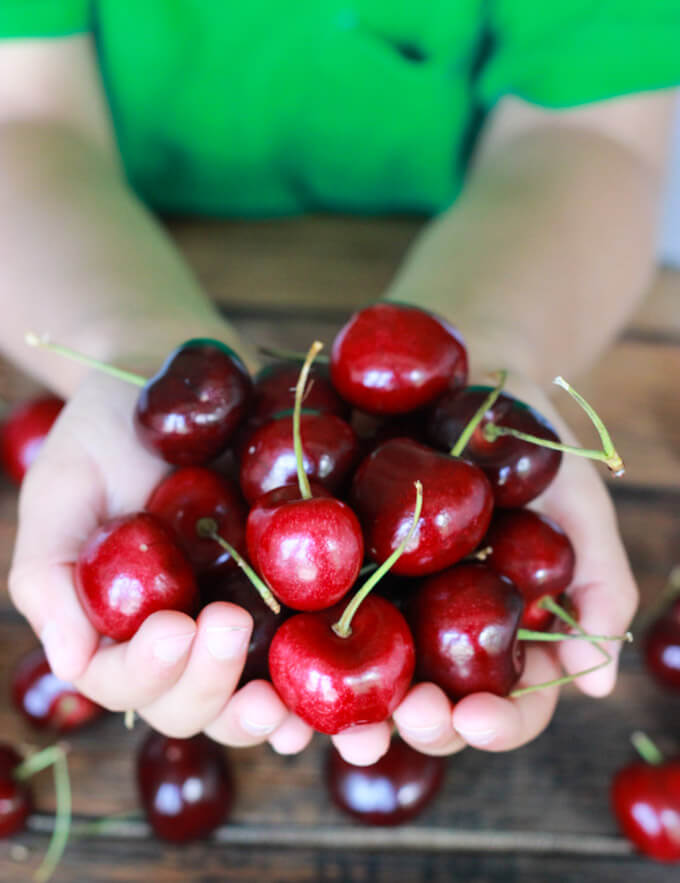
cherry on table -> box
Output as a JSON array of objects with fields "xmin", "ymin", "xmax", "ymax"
[
  {"xmin": 137, "ymin": 731, "xmax": 234, "ymax": 843},
  {"xmin": 325, "ymin": 738, "xmax": 446, "ymax": 825},
  {"xmin": 644, "ymin": 597, "xmax": 680, "ymax": 691},
  {"xmin": 0, "ymin": 745, "xmax": 32, "ymax": 839},
  {"xmin": 0, "ymin": 394, "xmax": 64, "ymax": 486}
]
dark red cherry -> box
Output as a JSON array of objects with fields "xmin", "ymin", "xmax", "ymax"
[
  {"xmin": 644, "ymin": 598, "xmax": 680, "ymax": 691},
  {"xmin": 137, "ymin": 732, "xmax": 234, "ymax": 843},
  {"xmin": 330, "ymin": 303, "xmax": 468, "ymax": 415},
  {"xmin": 0, "ymin": 745, "xmax": 31, "ymax": 839},
  {"xmin": 75, "ymin": 512, "xmax": 198, "ymax": 641},
  {"xmin": 11, "ymin": 647, "xmax": 104, "ymax": 733},
  {"xmin": 427, "ymin": 387, "xmax": 562, "ymax": 507},
  {"xmin": 146, "ymin": 467, "xmax": 247, "ymax": 576},
  {"xmin": 135, "ymin": 339, "xmax": 252, "ymax": 466},
  {"xmin": 246, "ymin": 484, "xmax": 363, "ymax": 611},
  {"xmin": 484, "ymin": 509, "xmax": 575, "ymax": 630},
  {"xmin": 0, "ymin": 394, "xmax": 64, "ymax": 485},
  {"xmin": 407, "ymin": 563, "xmax": 525, "ymax": 700},
  {"xmin": 269, "ymin": 595, "xmax": 415, "ymax": 735},
  {"xmin": 350, "ymin": 438, "xmax": 493, "ymax": 576},
  {"xmin": 326, "ymin": 738, "xmax": 446, "ymax": 825},
  {"xmin": 239, "ymin": 413, "xmax": 360, "ymax": 505},
  {"xmin": 252, "ymin": 363, "xmax": 349, "ymax": 424}
]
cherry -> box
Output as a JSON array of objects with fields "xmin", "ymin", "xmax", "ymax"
[
  {"xmin": 0, "ymin": 394, "xmax": 64, "ymax": 485},
  {"xmin": 11, "ymin": 647, "xmax": 104, "ymax": 733},
  {"xmin": 406, "ymin": 563, "xmax": 525, "ymax": 700},
  {"xmin": 427, "ymin": 386, "xmax": 562, "ymax": 507},
  {"xmin": 325, "ymin": 738, "xmax": 446, "ymax": 825},
  {"xmin": 0, "ymin": 745, "xmax": 32, "ymax": 839},
  {"xmin": 75, "ymin": 512, "xmax": 198, "ymax": 641},
  {"xmin": 350, "ymin": 438, "xmax": 493, "ymax": 576},
  {"xmin": 251, "ymin": 362, "xmax": 349, "ymax": 425},
  {"xmin": 269, "ymin": 594, "xmax": 415, "ymax": 734},
  {"xmin": 330, "ymin": 303, "xmax": 468, "ymax": 414},
  {"xmin": 146, "ymin": 466, "xmax": 247, "ymax": 576},
  {"xmin": 484, "ymin": 509, "xmax": 575, "ymax": 630},
  {"xmin": 135, "ymin": 339, "xmax": 252, "ymax": 466},
  {"xmin": 137, "ymin": 731, "xmax": 234, "ymax": 843},
  {"xmin": 644, "ymin": 597, "xmax": 680, "ymax": 691},
  {"xmin": 611, "ymin": 732, "xmax": 680, "ymax": 863},
  {"xmin": 239, "ymin": 413, "xmax": 360, "ymax": 505}
]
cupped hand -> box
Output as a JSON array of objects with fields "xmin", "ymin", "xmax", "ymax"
[{"xmin": 8, "ymin": 371, "xmax": 313, "ymax": 755}]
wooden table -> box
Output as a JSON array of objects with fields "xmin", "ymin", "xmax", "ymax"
[{"xmin": 1, "ymin": 217, "xmax": 679, "ymax": 882}]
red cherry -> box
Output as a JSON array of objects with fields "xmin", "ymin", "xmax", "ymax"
[
  {"xmin": 137, "ymin": 731, "xmax": 234, "ymax": 843},
  {"xmin": 611, "ymin": 749, "xmax": 680, "ymax": 862},
  {"xmin": 11, "ymin": 647, "xmax": 104, "ymax": 733},
  {"xmin": 246, "ymin": 484, "xmax": 363, "ymax": 611},
  {"xmin": 146, "ymin": 467, "xmax": 247, "ymax": 576},
  {"xmin": 427, "ymin": 387, "xmax": 562, "ymax": 507},
  {"xmin": 252, "ymin": 362, "xmax": 349, "ymax": 424},
  {"xmin": 135, "ymin": 339, "xmax": 252, "ymax": 466},
  {"xmin": 350, "ymin": 438, "xmax": 493, "ymax": 576},
  {"xmin": 269, "ymin": 595, "xmax": 415, "ymax": 735},
  {"xmin": 330, "ymin": 303, "xmax": 468, "ymax": 415},
  {"xmin": 0, "ymin": 394, "xmax": 64, "ymax": 485},
  {"xmin": 407, "ymin": 563, "xmax": 525, "ymax": 700},
  {"xmin": 325, "ymin": 738, "xmax": 446, "ymax": 825},
  {"xmin": 239, "ymin": 413, "xmax": 360, "ymax": 505},
  {"xmin": 644, "ymin": 598, "xmax": 680, "ymax": 691},
  {"xmin": 0, "ymin": 745, "xmax": 32, "ymax": 839},
  {"xmin": 484, "ymin": 509, "xmax": 575, "ymax": 630},
  {"xmin": 75, "ymin": 512, "xmax": 198, "ymax": 641}
]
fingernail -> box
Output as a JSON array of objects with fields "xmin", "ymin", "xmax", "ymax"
[
  {"xmin": 455, "ymin": 726, "xmax": 497, "ymax": 746},
  {"xmin": 205, "ymin": 625, "xmax": 250, "ymax": 661},
  {"xmin": 152, "ymin": 631, "xmax": 195, "ymax": 664},
  {"xmin": 398, "ymin": 721, "xmax": 446, "ymax": 744},
  {"xmin": 241, "ymin": 717, "xmax": 279, "ymax": 736}
]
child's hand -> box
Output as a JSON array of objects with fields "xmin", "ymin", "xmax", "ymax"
[
  {"xmin": 332, "ymin": 374, "xmax": 638, "ymax": 765},
  {"xmin": 8, "ymin": 371, "xmax": 313, "ymax": 755}
]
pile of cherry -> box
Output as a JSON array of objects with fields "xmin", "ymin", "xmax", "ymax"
[{"xmin": 0, "ymin": 302, "xmax": 678, "ymax": 871}]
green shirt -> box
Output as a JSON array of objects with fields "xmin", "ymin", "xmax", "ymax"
[{"xmin": 2, "ymin": 1, "xmax": 680, "ymax": 216}]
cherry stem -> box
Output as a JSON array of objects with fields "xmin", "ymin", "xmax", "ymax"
[
  {"xmin": 124, "ymin": 710, "xmax": 136, "ymax": 730},
  {"xmin": 293, "ymin": 341, "xmax": 324, "ymax": 500},
  {"xmin": 196, "ymin": 517, "xmax": 281, "ymax": 614},
  {"xmin": 332, "ymin": 481, "xmax": 423, "ymax": 638},
  {"xmin": 483, "ymin": 376, "xmax": 624, "ymax": 476},
  {"xmin": 517, "ymin": 628, "xmax": 633, "ymax": 644},
  {"xmin": 13, "ymin": 745, "xmax": 64, "ymax": 781},
  {"xmin": 538, "ymin": 595, "xmax": 612, "ymax": 662},
  {"xmin": 630, "ymin": 731, "xmax": 665, "ymax": 766},
  {"xmin": 25, "ymin": 333, "xmax": 147, "ymax": 388},
  {"xmin": 358, "ymin": 562, "xmax": 379, "ymax": 577},
  {"xmin": 258, "ymin": 344, "xmax": 330, "ymax": 364},
  {"xmin": 509, "ymin": 656, "xmax": 613, "ymax": 698},
  {"xmin": 450, "ymin": 370, "xmax": 507, "ymax": 458}
]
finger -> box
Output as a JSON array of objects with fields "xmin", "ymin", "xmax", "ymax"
[
  {"xmin": 268, "ymin": 714, "xmax": 315, "ymax": 755},
  {"xmin": 204, "ymin": 680, "xmax": 290, "ymax": 747},
  {"xmin": 452, "ymin": 646, "xmax": 561, "ymax": 751},
  {"xmin": 331, "ymin": 722, "xmax": 392, "ymax": 766},
  {"xmin": 393, "ymin": 683, "xmax": 466, "ymax": 756},
  {"xmin": 74, "ymin": 610, "xmax": 197, "ymax": 710},
  {"xmin": 137, "ymin": 602, "xmax": 253, "ymax": 737}
]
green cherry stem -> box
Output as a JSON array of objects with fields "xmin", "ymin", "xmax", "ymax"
[
  {"xmin": 196, "ymin": 517, "xmax": 281, "ymax": 614},
  {"xmin": 538, "ymin": 594, "xmax": 612, "ymax": 661},
  {"xmin": 509, "ymin": 657, "xmax": 613, "ymax": 698},
  {"xmin": 25, "ymin": 333, "xmax": 147, "ymax": 387},
  {"xmin": 450, "ymin": 370, "xmax": 507, "ymax": 458},
  {"xmin": 517, "ymin": 628, "xmax": 633, "ymax": 644},
  {"xmin": 630, "ymin": 731, "xmax": 665, "ymax": 766},
  {"xmin": 333, "ymin": 481, "xmax": 423, "ymax": 638},
  {"xmin": 293, "ymin": 341, "xmax": 324, "ymax": 501},
  {"xmin": 258, "ymin": 344, "xmax": 330, "ymax": 365}
]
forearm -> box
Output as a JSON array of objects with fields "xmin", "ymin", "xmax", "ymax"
[
  {"xmin": 385, "ymin": 124, "xmax": 665, "ymax": 384},
  {"xmin": 0, "ymin": 120, "xmax": 257, "ymax": 395}
]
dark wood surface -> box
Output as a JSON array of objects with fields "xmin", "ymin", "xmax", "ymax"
[{"xmin": 1, "ymin": 216, "xmax": 680, "ymax": 882}]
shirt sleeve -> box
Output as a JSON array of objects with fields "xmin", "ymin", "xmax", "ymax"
[
  {"xmin": 478, "ymin": 0, "xmax": 680, "ymax": 109},
  {"xmin": 0, "ymin": 0, "xmax": 91, "ymax": 39}
]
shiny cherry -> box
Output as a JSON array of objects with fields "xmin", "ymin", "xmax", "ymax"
[
  {"xmin": 644, "ymin": 598, "xmax": 680, "ymax": 691},
  {"xmin": 269, "ymin": 594, "xmax": 415, "ymax": 735},
  {"xmin": 137, "ymin": 731, "xmax": 234, "ymax": 843},
  {"xmin": 0, "ymin": 745, "xmax": 31, "ymax": 839},
  {"xmin": 484, "ymin": 509, "xmax": 575, "ymax": 630},
  {"xmin": 330, "ymin": 303, "xmax": 468, "ymax": 414},
  {"xmin": 246, "ymin": 484, "xmax": 363, "ymax": 611},
  {"xmin": 407, "ymin": 563, "xmax": 525, "ymax": 700},
  {"xmin": 427, "ymin": 386, "xmax": 562, "ymax": 507},
  {"xmin": 350, "ymin": 438, "xmax": 493, "ymax": 576},
  {"xmin": 326, "ymin": 738, "xmax": 446, "ymax": 825},
  {"xmin": 0, "ymin": 394, "xmax": 64, "ymax": 485},
  {"xmin": 75, "ymin": 512, "xmax": 197, "ymax": 641},
  {"xmin": 146, "ymin": 466, "xmax": 247, "ymax": 576},
  {"xmin": 11, "ymin": 647, "xmax": 103, "ymax": 733},
  {"xmin": 252, "ymin": 362, "xmax": 349, "ymax": 424},
  {"xmin": 135, "ymin": 339, "xmax": 252, "ymax": 466},
  {"xmin": 239, "ymin": 413, "xmax": 360, "ymax": 505}
]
